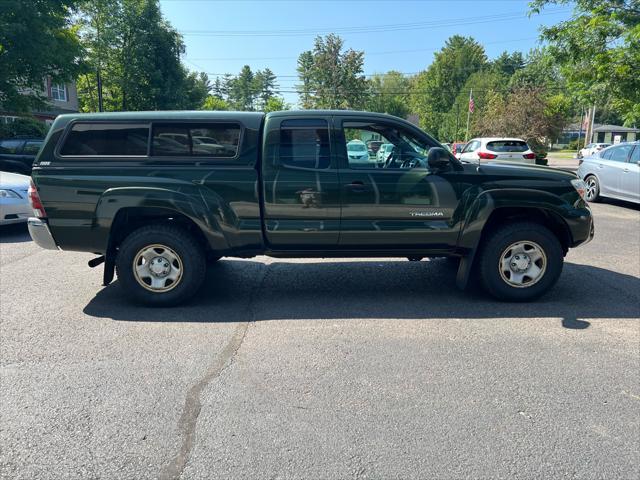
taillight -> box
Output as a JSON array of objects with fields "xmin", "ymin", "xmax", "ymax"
[
  {"xmin": 478, "ymin": 151, "xmax": 498, "ymax": 159},
  {"xmin": 28, "ymin": 179, "xmax": 47, "ymax": 218},
  {"xmin": 523, "ymin": 153, "xmax": 536, "ymax": 160}
]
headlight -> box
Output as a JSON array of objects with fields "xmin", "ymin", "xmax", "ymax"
[
  {"xmin": 571, "ymin": 179, "xmax": 587, "ymax": 200},
  {"xmin": 0, "ymin": 189, "xmax": 21, "ymax": 199}
]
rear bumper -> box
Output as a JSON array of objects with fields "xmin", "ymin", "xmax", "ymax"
[{"xmin": 28, "ymin": 218, "xmax": 58, "ymax": 250}]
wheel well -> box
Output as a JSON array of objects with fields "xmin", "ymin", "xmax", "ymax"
[
  {"xmin": 481, "ymin": 207, "xmax": 571, "ymax": 255},
  {"xmin": 107, "ymin": 207, "xmax": 209, "ymax": 254}
]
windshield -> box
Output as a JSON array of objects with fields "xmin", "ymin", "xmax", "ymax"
[{"xmin": 347, "ymin": 143, "xmax": 367, "ymax": 152}]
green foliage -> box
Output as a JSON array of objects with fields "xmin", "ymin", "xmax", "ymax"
[
  {"xmin": 441, "ymin": 70, "xmax": 508, "ymax": 142},
  {"xmin": 215, "ymin": 65, "xmax": 283, "ymax": 111},
  {"xmin": 568, "ymin": 138, "xmax": 586, "ymax": 150},
  {"xmin": 410, "ymin": 36, "xmax": 488, "ymax": 138},
  {"xmin": 0, "ymin": 117, "xmax": 49, "ymax": 139},
  {"xmin": 263, "ymin": 97, "xmax": 289, "ymax": 113},
  {"xmin": 474, "ymin": 86, "xmax": 566, "ymax": 153},
  {"xmin": 491, "ymin": 51, "xmax": 525, "ymax": 77},
  {"xmin": 76, "ymin": 0, "xmax": 208, "ymax": 111},
  {"xmin": 529, "ymin": 0, "xmax": 640, "ymax": 125},
  {"xmin": 296, "ymin": 34, "xmax": 367, "ymax": 110},
  {"xmin": 0, "ymin": 0, "xmax": 83, "ymax": 113},
  {"xmin": 365, "ymin": 71, "xmax": 411, "ymax": 118},
  {"xmin": 201, "ymin": 96, "xmax": 230, "ymax": 111}
]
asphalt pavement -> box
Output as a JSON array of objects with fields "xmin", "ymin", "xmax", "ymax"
[{"xmin": 1, "ymin": 200, "xmax": 639, "ymax": 479}]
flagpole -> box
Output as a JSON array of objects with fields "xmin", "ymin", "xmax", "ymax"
[{"xmin": 465, "ymin": 89, "xmax": 473, "ymax": 142}]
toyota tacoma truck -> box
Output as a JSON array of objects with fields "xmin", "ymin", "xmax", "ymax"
[{"xmin": 27, "ymin": 111, "xmax": 594, "ymax": 306}]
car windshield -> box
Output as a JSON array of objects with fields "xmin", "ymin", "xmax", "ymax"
[
  {"xmin": 486, "ymin": 140, "xmax": 528, "ymax": 152},
  {"xmin": 347, "ymin": 143, "xmax": 367, "ymax": 152}
]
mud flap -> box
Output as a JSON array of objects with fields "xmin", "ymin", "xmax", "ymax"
[
  {"xmin": 455, "ymin": 249, "xmax": 476, "ymax": 290},
  {"xmin": 103, "ymin": 250, "xmax": 116, "ymax": 286}
]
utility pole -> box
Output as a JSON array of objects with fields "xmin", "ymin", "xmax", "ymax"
[
  {"xmin": 465, "ymin": 89, "xmax": 473, "ymax": 142},
  {"xmin": 576, "ymin": 107, "xmax": 584, "ymax": 155},
  {"xmin": 97, "ymin": 68, "xmax": 104, "ymax": 112},
  {"xmin": 590, "ymin": 104, "xmax": 596, "ymax": 143},
  {"xmin": 455, "ymin": 103, "xmax": 460, "ymax": 141}
]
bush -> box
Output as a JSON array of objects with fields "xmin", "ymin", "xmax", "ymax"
[
  {"xmin": 0, "ymin": 117, "xmax": 49, "ymax": 139},
  {"xmin": 568, "ymin": 138, "xmax": 585, "ymax": 151}
]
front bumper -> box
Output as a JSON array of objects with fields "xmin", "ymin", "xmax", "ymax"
[
  {"xmin": 28, "ymin": 218, "xmax": 58, "ymax": 250},
  {"xmin": 570, "ymin": 207, "xmax": 595, "ymax": 247}
]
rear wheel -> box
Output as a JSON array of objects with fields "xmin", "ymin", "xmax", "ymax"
[
  {"xmin": 584, "ymin": 175, "xmax": 600, "ymax": 202},
  {"xmin": 116, "ymin": 224, "xmax": 206, "ymax": 306},
  {"xmin": 478, "ymin": 222, "xmax": 563, "ymax": 301}
]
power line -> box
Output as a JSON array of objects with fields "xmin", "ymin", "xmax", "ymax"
[
  {"xmin": 178, "ymin": 9, "xmax": 570, "ymax": 37},
  {"xmin": 186, "ymin": 36, "xmax": 539, "ymax": 62}
]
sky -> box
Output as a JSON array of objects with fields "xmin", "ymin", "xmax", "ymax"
[{"xmin": 159, "ymin": 0, "xmax": 574, "ymax": 106}]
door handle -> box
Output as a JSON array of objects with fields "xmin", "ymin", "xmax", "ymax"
[
  {"xmin": 346, "ymin": 180, "xmax": 367, "ymax": 192},
  {"xmin": 624, "ymin": 168, "xmax": 630, "ymax": 173}
]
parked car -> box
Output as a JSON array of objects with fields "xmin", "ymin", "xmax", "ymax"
[
  {"xmin": 578, "ymin": 141, "xmax": 639, "ymax": 204},
  {"xmin": 28, "ymin": 110, "xmax": 593, "ymax": 306},
  {"xmin": 0, "ymin": 137, "xmax": 44, "ymax": 175},
  {"xmin": 376, "ymin": 143, "xmax": 394, "ymax": 163},
  {"xmin": 0, "ymin": 171, "xmax": 32, "ymax": 225},
  {"xmin": 579, "ymin": 143, "xmax": 611, "ymax": 159},
  {"xmin": 451, "ymin": 142, "xmax": 466, "ymax": 159},
  {"xmin": 346, "ymin": 140, "xmax": 370, "ymax": 165},
  {"xmin": 459, "ymin": 138, "xmax": 536, "ymax": 164},
  {"xmin": 366, "ymin": 140, "xmax": 383, "ymax": 157}
]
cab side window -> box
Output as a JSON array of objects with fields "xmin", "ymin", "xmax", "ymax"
[
  {"xmin": 279, "ymin": 119, "xmax": 330, "ymax": 169},
  {"xmin": 341, "ymin": 120, "xmax": 435, "ymax": 170}
]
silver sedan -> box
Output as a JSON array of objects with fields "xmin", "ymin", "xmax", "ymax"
[
  {"xmin": 0, "ymin": 171, "xmax": 32, "ymax": 225},
  {"xmin": 577, "ymin": 142, "xmax": 640, "ymax": 204}
]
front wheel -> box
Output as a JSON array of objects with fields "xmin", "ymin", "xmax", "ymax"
[
  {"xmin": 116, "ymin": 224, "xmax": 206, "ymax": 306},
  {"xmin": 584, "ymin": 175, "xmax": 600, "ymax": 202},
  {"xmin": 478, "ymin": 222, "xmax": 563, "ymax": 301}
]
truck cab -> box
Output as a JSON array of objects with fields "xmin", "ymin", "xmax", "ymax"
[{"xmin": 28, "ymin": 110, "xmax": 594, "ymax": 306}]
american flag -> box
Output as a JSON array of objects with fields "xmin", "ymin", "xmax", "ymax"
[{"xmin": 469, "ymin": 91, "xmax": 475, "ymax": 113}]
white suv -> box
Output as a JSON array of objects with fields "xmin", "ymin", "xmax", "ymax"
[
  {"xmin": 579, "ymin": 143, "xmax": 611, "ymax": 159},
  {"xmin": 459, "ymin": 138, "xmax": 536, "ymax": 164}
]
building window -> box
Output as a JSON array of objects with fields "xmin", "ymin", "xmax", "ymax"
[{"xmin": 51, "ymin": 83, "xmax": 67, "ymax": 102}]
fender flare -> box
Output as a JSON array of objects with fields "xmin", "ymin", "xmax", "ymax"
[
  {"xmin": 455, "ymin": 188, "xmax": 572, "ymax": 290},
  {"xmin": 93, "ymin": 186, "xmax": 231, "ymax": 253}
]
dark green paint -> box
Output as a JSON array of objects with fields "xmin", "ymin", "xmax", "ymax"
[{"xmin": 31, "ymin": 110, "xmax": 593, "ymax": 259}]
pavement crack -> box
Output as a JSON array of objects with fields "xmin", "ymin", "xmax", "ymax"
[{"xmin": 158, "ymin": 262, "xmax": 269, "ymax": 480}]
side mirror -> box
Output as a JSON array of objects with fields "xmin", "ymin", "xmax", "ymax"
[{"xmin": 427, "ymin": 147, "xmax": 451, "ymax": 170}]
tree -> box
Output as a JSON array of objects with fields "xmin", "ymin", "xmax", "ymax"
[
  {"xmin": 0, "ymin": 0, "xmax": 83, "ymax": 113},
  {"xmin": 0, "ymin": 117, "xmax": 49, "ymax": 138},
  {"xmin": 254, "ymin": 68, "xmax": 278, "ymax": 110},
  {"xmin": 491, "ymin": 51, "xmax": 525, "ymax": 77},
  {"xmin": 263, "ymin": 97, "xmax": 288, "ymax": 113},
  {"xmin": 227, "ymin": 65, "xmax": 255, "ymax": 110},
  {"xmin": 530, "ymin": 0, "xmax": 640, "ymax": 125},
  {"xmin": 410, "ymin": 36, "xmax": 488, "ymax": 138},
  {"xmin": 474, "ymin": 86, "xmax": 567, "ymax": 154},
  {"xmin": 296, "ymin": 51, "xmax": 314, "ymax": 109},
  {"xmin": 441, "ymin": 70, "xmax": 508, "ymax": 142},
  {"xmin": 296, "ymin": 34, "xmax": 367, "ymax": 110},
  {"xmin": 76, "ymin": 0, "xmax": 209, "ymax": 112},
  {"xmin": 201, "ymin": 95, "xmax": 229, "ymax": 111},
  {"xmin": 365, "ymin": 71, "xmax": 411, "ymax": 118}
]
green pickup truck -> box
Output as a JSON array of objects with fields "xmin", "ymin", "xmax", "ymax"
[{"xmin": 27, "ymin": 110, "xmax": 593, "ymax": 306}]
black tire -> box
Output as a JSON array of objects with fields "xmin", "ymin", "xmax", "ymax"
[
  {"xmin": 115, "ymin": 224, "xmax": 206, "ymax": 307},
  {"xmin": 584, "ymin": 175, "xmax": 600, "ymax": 203},
  {"xmin": 478, "ymin": 222, "xmax": 563, "ymax": 301}
]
